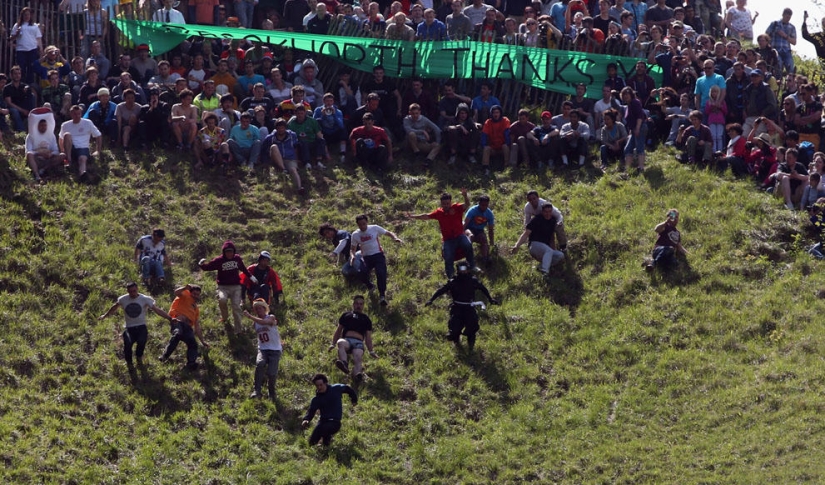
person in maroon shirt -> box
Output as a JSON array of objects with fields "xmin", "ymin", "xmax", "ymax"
[
  {"xmin": 408, "ymin": 189, "xmax": 478, "ymax": 278},
  {"xmin": 646, "ymin": 208, "xmax": 688, "ymax": 271},
  {"xmin": 198, "ymin": 240, "xmax": 256, "ymax": 334}
]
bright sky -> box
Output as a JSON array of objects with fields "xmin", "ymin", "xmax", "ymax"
[{"xmin": 748, "ymin": 0, "xmax": 825, "ymax": 60}]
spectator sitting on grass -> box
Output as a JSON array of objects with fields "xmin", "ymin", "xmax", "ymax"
[{"xmin": 645, "ymin": 208, "xmax": 687, "ymax": 272}]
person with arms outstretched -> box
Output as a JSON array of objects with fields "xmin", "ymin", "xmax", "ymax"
[{"xmin": 301, "ymin": 373, "xmax": 358, "ymax": 446}]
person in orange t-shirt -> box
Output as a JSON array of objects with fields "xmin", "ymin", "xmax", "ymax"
[
  {"xmin": 481, "ymin": 105, "xmax": 511, "ymax": 172},
  {"xmin": 161, "ymin": 284, "xmax": 209, "ymax": 369}
]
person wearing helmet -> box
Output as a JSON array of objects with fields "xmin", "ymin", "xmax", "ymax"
[{"xmin": 425, "ymin": 262, "xmax": 499, "ymax": 351}]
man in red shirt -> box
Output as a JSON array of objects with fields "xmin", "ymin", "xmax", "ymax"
[
  {"xmin": 349, "ymin": 112, "xmax": 393, "ymax": 171},
  {"xmin": 408, "ymin": 189, "xmax": 478, "ymax": 278}
]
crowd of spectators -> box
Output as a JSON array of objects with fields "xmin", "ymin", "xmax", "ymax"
[{"xmin": 3, "ymin": 0, "xmax": 825, "ymax": 201}]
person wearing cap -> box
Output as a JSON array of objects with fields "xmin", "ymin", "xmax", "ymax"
[
  {"xmin": 153, "ymin": 0, "xmax": 186, "ymax": 23},
  {"xmin": 199, "ymin": 241, "xmax": 256, "ymax": 334},
  {"xmin": 59, "ymin": 105, "xmax": 102, "ymax": 182},
  {"xmin": 511, "ymin": 202, "xmax": 565, "ymax": 280},
  {"xmin": 241, "ymin": 251, "xmax": 283, "ymax": 306},
  {"xmin": 243, "ymin": 299, "xmax": 282, "ymax": 400},
  {"xmin": 741, "ymin": 68, "xmax": 778, "ymax": 137},
  {"xmin": 139, "ymin": 87, "xmax": 171, "ymax": 146},
  {"xmin": 35, "ymin": 45, "xmax": 72, "ymax": 91},
  {"xmin": 524, "ymin": 110, "xmax": 560, "ymax": 169},
  {"xmin": 134, "ymin": 228, "xmax": 171, "ymax": 286},
  {"xmin": 160, "ymin": 284, "xmax": 209, "ymax": 369},
  {"xmin": 294, "ymin": 60, "xmax": 325, "ymax": 109},
  {"xmin": 349, "ymin": 112, "xmax": 393, "ymax": 170},
  {"xmin": 745, "ymin": 131, "xmax": 778, "ymax": 186},
  {"xmin": 329, "ymin": 295, "xmax": 377, "ymax": 381},
  {"xmin": 131, "ymin": 44, "xmax": 158, "ymax": 87},
  {"xmin": 445, "ymin": 103, "xmax": 481, "ymax": 165},
  {"xmin": 676, "ymin": 110, "xmax": 713, "ymax": 165},
  {"xmin": 480, "ymin": 105, "xmax": 511, "ymax": 175},
  {"xmin": 425, "ymin": 261, "xmax": 499, "ymax": 351},
  {"xmin": 408, "ymin": 189, "xmax": 479, "ymax": 279},
  {"xmin": 25, "ymin": 117, "xmax": 65, "ymax": 183},
  {"xmin": 301, "ymin": 373, "xmax": 358, "ymax": 446},
  {"xmin": 99, "ymin": 282, "xmax": 174, "ymax": 369}
]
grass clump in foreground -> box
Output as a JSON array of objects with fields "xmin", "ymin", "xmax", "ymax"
[{"xmin": 1, "ymin": 138, "xmax": 824, "ymax": 484}]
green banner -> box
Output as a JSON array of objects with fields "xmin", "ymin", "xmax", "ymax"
[{"xmin": 113, "ymin": 19, "xmax": 660, "ymax": 97}]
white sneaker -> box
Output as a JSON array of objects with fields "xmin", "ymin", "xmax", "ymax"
[
  {"xmin": 339, "ymin": 153, "xmax": 346, "ymax": 163},
  {"xmin": 469, "ymin": 155, "xmax": 478, "ymax": 164},
  {"xmin": 448, "ymin": 155, "xmax": 456, "ymax": 164},
  {"xmin": 316, "ymin": 161, "xmax": 326, "ymax": 170},
  {"xmin": 305, "ymin": 163, "xmax": 312, "ymax": 171},
  {"xmin": 786, "ymin": 202, "xmax": 795, "ymax": 210}
]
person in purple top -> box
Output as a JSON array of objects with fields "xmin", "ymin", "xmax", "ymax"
[
  {"xmin": 621, "ymin": 86, "xmax": 648, "ymax": 173},
  {"xmin": 198, "ymin": 240, "xmax": 256, "ymax": 334},
  {"xmin": 645, "ymin": 208, "xmax": 688, "ymax": 271}
]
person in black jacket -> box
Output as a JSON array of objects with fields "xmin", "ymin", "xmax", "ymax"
[
  {"xmin": 425, "ymin": 262, "xmax": 499, "ymax": 350},
  {"xmin": 301, "ymin": 374, "xmax": 358, "ymax": 446}
]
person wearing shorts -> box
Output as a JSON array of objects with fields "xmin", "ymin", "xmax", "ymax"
[
  {"xmin": 198, "ymin": 240, "xmax": 256, "ymax": 334},
  {"xmin": 330, "ymin": 295, "xmax": 377, "ymax": 382}
]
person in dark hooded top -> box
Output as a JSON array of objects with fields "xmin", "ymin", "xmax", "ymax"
[
  {"xmin": 425, "ymin": 262, "xmax": 499, "ymax": 350},
  {"xmin": 445, "ymin": 103, "xmax": 481, "ymax": 165},
  {"xmin": 198, "ymin": 240, "xmax": 255, "ymax": 334}
]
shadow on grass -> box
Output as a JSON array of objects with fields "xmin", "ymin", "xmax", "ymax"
[
  {"xmin": 131, "ymin": 362, "xmax": 189, "ymax": 416},
  {"xmin": 315, "ymin": 442, "xmax": 364, "ymax": 467},
  {"xmin": 362, "ymin": 368, "xmax": 396, "ymax": 401},
  {"xmin": 380, "ymin": 309, "xmax": 408, "ymax": 336},
  {"xmin": 459, "ymin": 349, "xmax": 510, "ymax": 400},
  {"xmin": 545, "ymin": 257, "xmax": 585, "ymax": 314},
  {"xmin": 649, "ymin": 258, "xmax": 701, "ymax": 287},
  {"xmin": 642, "ymin": 165, "xmax": 668, "ymax": 190}
]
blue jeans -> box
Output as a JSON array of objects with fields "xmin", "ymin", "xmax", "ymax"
[
  {"xmin": 140, "ymin": 257, "xmax": 165, "ymax": 279},
  {"xmin": 297, "ymin": 139, "xmax": 323, "ymax": 163},
  {"xmin": 624, "ymin": 123, "xmax": 648, "ymax": 156},
  {"xmin": 652, "ymin": 246, "xmax": 677, "ymax": 269},
  {"xmin": 442, "ymin": 235, "xmax": 475, "ymax": 278},
  {"xmin": 236, "ymin": 1, "xmax": 256, "ymax": 28},
  {"xmin": 777, "ymin": 48, "xmax": 794, "ymax": 75},
  {"xmin": 342, "ymin": 250, "xmax": 364, "ymax": 278}
]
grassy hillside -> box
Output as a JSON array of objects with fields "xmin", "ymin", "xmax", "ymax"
[{"xmin": 1, "ymin": 136, "xmax": 824, "ymax": 484}]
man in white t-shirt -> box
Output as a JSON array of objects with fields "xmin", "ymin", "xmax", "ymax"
[
  {"xmin": 99, "ymin": 282, "xmax": 174, "ymax": 368},
  {"xmin": 349, "ymin": 214, "xmax": 403, "ymax": 306},
  {"xmin": 523, "ymin": 190, "xmax": 567, "ymax": 250},
  {"xmin": 26, "ymin": 118, "xmax": 65, "ymax": 183},
  {"xmin": 59, "ymin": 105, "xmax": 102, "ymax": 182}
]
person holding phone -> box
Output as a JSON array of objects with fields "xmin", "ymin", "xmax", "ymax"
[{"xmin": 646, "ymin": 209, "xmax": 688, "ymax": 272}]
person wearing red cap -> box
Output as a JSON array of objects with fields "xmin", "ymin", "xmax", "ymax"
[{"xmin": 525, "ymin": 110, "xmax": 560, "ymax": 169}]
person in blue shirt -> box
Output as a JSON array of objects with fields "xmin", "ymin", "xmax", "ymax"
[
  {"xmin": 416, "ymin": 8, "xmax": 449, "ymax": 40},
  {"xmin": 83, "ymin": 87, "xmax": 117, "ymax": 140},
  {"xmin": 464, "ymin": 194, "xmax": 495, "ymax": 264},
  {"xmin": 226, "ymin": 112, "xmax": 262, "ymax": 170},
  {"xmin": 471, "ymin": 81, "xmax": 501, "ymax": 124},
  {"xmin": 301, "ymin": 373, "xmax": 358, "ymax": 446}
]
